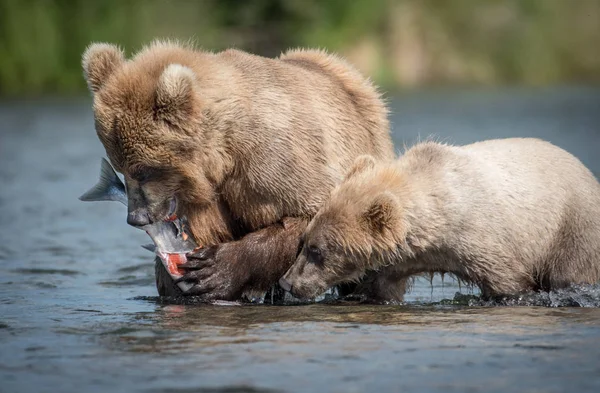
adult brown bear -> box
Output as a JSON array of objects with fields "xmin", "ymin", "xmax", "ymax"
[{"xmin": 82, "ymin": 40, "xmax": 395, "ymax": 300}]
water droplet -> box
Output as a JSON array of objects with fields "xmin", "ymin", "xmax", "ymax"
[{"xmin": 441, "ymin": 272, "xmax": 445, "ymax": 296}]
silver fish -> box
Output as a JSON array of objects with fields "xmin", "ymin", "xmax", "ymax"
[{"xmin": 79, "ymin": 158, "xmax": 198, "ymax": 291}]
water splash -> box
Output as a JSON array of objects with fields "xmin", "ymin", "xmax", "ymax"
[
  {"xmin": 136, "ymin": 283, "xmax": 600, "ymax": 308},
  {"xmin": 440, "ymin": 284, "xmax": 600, "ymax": 307}
]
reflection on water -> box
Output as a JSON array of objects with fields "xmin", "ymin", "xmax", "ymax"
[{"xmin": 1, "ymin": 88, "xmax": 600, "ymax": 392}]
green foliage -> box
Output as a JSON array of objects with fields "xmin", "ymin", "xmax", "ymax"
[{"xmin": 0, "ymin": 0, "xmax": 598, "ymax": 95}]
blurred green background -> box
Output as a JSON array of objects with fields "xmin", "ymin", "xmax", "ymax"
[{"xmin": 1, "ymin": 0, "xmax": 599, "ymax": 96}]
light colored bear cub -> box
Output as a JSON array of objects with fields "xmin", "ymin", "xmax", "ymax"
[{"xmin": 281, "ymin": 138, "xmax": 600, "ymax": 300}]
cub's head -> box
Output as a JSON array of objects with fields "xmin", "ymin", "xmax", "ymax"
[
  {"xmin": 82, "ymin": 42, "xmax": 225, "ymax": 239},
  {"xmin": 280, "ymin": 156, "xmax": 406, "ymax": 299}
]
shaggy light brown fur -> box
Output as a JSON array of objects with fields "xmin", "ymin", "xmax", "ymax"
[
  {"xmin": 281, "ymin": 138, "xmax": 600, "ymax": 300},
  {"xmin": 82, "ymin": 39, "xmax": 394, "ymax": 299}
]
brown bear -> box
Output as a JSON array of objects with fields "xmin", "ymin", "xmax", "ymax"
[
  {"xmin": 82, "ymin": 39, "xmax": 395, "ymax": 300},
  {"xmin": 280, "ymin": 138, "xmax": 600, "ymax": 300}
]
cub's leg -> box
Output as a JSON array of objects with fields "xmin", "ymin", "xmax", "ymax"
[{"xmin": 352, "ymin": 270, "xmax": 409, "ymax": 302}]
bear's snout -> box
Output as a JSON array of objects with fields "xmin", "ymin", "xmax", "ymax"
[{"xmin": 127, "ymin": 209, "xmax": 150, "ymax": 227}]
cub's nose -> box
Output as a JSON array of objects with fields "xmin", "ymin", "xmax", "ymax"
[
  {"xmin": 278, "ymin": 277, "xmax": 292, "ymax": 292},
  {"xmin": 127, "ymin": 210, "xmax": 150, "ymax": 227}
]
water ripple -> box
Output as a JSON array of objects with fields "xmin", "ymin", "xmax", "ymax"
[{"xmin": 12, "ymin": 268, "xmax": 80, "ymax": 276}]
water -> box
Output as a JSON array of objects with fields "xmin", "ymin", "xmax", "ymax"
[{"xmin": 1, "ymin": 87, "xmax": 600, "ymax": 393}]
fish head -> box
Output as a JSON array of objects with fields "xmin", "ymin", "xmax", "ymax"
[{"xmin": 142, "ymin": 218, "xmax": 198, "ymax": 255}]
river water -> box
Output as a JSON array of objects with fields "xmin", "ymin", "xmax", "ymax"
[{"xmin": 1, "ymin": 87, "xmax": 600, "ymax": 393}]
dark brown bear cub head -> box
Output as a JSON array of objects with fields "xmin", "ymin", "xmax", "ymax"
[
  {"xmin": 280, "ymin": 156, "xmax": 406, "ymax": 299},
  {"xmin": 82, "ymin": 42, "xmax": 232, "ymax": 245}
]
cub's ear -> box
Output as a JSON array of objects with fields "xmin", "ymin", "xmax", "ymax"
[
  {"xmin": 155, "ymin": 64, "xmax": 197, "ymax": 124},
  {"xmin": 361, "ymin": 192, "xmax": 399, "ymax": 234},
  {"xmin": 82, "ymin": 43, "xmax": 125, "ymax": 93},
  {"xmin": 345, "ymin": 155, "xmax": 376, "ymax": 181}
]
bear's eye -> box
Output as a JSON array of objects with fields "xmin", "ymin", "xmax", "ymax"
[
  {"xmin": 131, "ymin": 166, "xmax": 166, "ymax": 184},
  {"xmin": 307, "ymin": 245, "xmax": 323, "ymax": 264}
]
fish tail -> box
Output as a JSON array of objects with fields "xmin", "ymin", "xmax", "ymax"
[{"xmin": 79, "ymin": 158, "xmax": 127, "ymax": 205}]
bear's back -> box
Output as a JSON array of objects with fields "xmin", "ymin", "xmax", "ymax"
[
  {"xmin": 462, "ymin": 138, "xmax": 600, "ymax": 208},
  {"xmin": 453, "ymin": 138, "xmax": 600, "ymax": 285},
  {"xmin": 210, "ymin": 48, "xmax": 394, "ymax": 228}
]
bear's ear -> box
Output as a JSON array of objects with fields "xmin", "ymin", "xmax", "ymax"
[
  {"xmin": 155, "ymin": 64, "xmax": 197, "ymax": 123},
  {"xmin": 345, "ymin": 155, "xmax": 376, "ymax": 181},
  {"xmin": 361, "ymin": 192, "xmax": 399, "ymax": 234},
  {"xmin": 82, "ymin": 43, "xmax": 125, "ymax": 93}
]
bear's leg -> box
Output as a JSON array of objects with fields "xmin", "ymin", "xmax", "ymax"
[
  {"xmin": 352, "ymin": 270, "xmax": 408, "ymax": 302},
  {"xmin": 175, "ymin": 217, "xmax": 309, "ymax": 301}
]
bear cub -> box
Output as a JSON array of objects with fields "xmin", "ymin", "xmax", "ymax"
[{"xmin": 280, "ymin": 138, "xmax": 600, "ymax": 300}]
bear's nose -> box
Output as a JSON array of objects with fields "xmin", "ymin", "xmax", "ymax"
[
  {"xmin": 127, "ymin": 210, "xmax": 150, "ymax": 227},
  {"xmin": 278, "ymin": 277, "xmax": 292, "ymax": 292}
]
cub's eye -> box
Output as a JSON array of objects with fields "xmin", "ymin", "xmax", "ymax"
[{"xmin": 307, "ymin": 245, "xmax": 323, "ymax": 264}]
